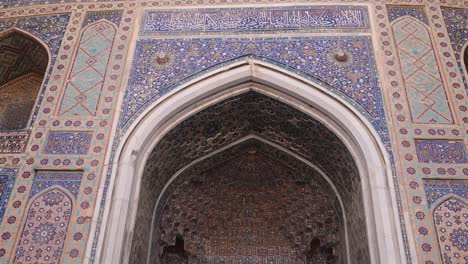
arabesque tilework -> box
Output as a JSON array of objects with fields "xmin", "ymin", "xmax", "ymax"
[
  {"xmin": 122, "ymin": 37, "xmax": 385, "ymax": 133},
  {"xmin": 415, "ymin": 140, "xmax": 468, "ymax": 164},
  {"xmin": 441, "ymin": 7, "xmax": 468, "ymax": 92},
  {"xmin": 0, "ymin": 1, "xmax": 465, "ymax": 264},
  {"xmin": 423, "ymin": 179, "xmax": 468, "ymax": 207},
  {"xmin": 82, "ymin": 10, "xmax": 123, "ymax": 27},
  {"xmin": 387, "ymin": 5, "xmax": 429, "ymax": 24},
  {"xmin": 44, "ymin": 131, "xmax": 93, "ymax": 155},
  {"xmin": 0, "ymin": 168, "xmax": 17, "ymax": 223}
]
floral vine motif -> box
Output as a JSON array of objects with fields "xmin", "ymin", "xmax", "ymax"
[
  {"xmin": 42, "ymin": 190, "xmax": 65, "ymax": 206},
  {"xmin": 31, "ymin": 223, "xmax": 57, "ymax": 245}
]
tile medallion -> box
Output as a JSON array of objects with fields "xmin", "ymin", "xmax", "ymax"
[
  {"xmin": 433, "ymin": 197, "xmax": 467, "ymax": 264},
  {"xmin": 31, "ymin": 171, "xmax": 83, "ymax": 199},
  {"xmin": 441, "ymin": 7, "xmax": 468, "ymax": 92}
]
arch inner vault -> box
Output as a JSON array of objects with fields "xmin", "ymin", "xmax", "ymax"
[{"xmin": 97, "ymin": 61, "xmax": 406, "ymax": 264}]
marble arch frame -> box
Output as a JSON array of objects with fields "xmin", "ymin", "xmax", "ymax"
[{"xmin": 92, "ymin": 58, "xmax": 408, "ymax": 264}]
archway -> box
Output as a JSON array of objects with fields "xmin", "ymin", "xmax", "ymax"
[
  {"xmin": 0, "ymin": 28, "xmax": 49, "ymax": 130},
  {"xmin": 95, "ymin": 61, "xmax": 407, "ymax": 264}
]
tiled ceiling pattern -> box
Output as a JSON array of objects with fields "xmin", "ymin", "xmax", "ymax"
[
  {"xmin": 0, "ymin": 32, "xmax": 48, "ymax": 87},
  {"xmin": 132, "ymin": 92, "xmax": 369, "ymax": 263},
  {"xmin": 156, "ymin": 148, "xmax": 345, "ymax": 263}
]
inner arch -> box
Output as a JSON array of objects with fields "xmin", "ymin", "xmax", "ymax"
[{"xmin": 130, "ymin": 91, "xmax": 370, "ymax": 263}]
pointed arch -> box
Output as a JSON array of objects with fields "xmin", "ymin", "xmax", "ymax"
[
  {"xmin": 13, "ymin": 186, "xmax": 74, "ymax": 264},
  {"xmin": 391, "ymin": 16, "xmax": 454, "ymax": 124},
  {"xmin": 57, "ymin": 19, "xmax": 117, "ymax": 116},
  {"xmin": 432, "ymin": 195, "xmax": 467, "ymax": 264},
  {"xmin": 0, "ymin": 27, "xmax": 50, "ymax": 131},
  {"xmin": 91, "ymin": 61, "xmax": 410, "ymax": 264},
  {"xmin": 461, "ymin": 42, "xmax": 468, "ymax": 79},
  {"xmin": 147, "ymin": 134, "xmax": 351, "ymax": 263}
]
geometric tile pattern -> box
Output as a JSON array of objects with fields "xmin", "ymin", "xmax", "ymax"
[
  {"xmin": 44, "ymin": 131, "xmax": 93, "ymax": 155},
  {"xmin": 424, "ymin": 179, "xmax": 468, "ymax": 208},
  {"xmin": 58, "ymin": 21, "xmax": 116, "ymax": 116},
  {"xmin": 0, "ymin": 168, "xmax": 17, "ymax": 223},
  {"xmin": 0, "ymin": 130, "xmax": 30, "ymax": 153},
  {"xmin": 387, "ymin": 5, "xmax": 428, "ymax": 25},
  {"xmin": 31, "ymin": 171, "xmax": 83, "ymax": 199},
  {"xmin": 433, "ymin": 197, "xmax": 468, "ymax": 264},
  {"xmin": 392, "ymin": 17, "xmax": 454, "ymax": 124},
  {"xmin": 142, "ymin": 6, "xmax": 369, "ymax": 35},
  {"xmin": 122, "ymin": 37, "xmax": 385, "ymax": 134},
  {"xmin": 415, "ymin": 140, "xmax": 468, "ymax": 164},
  {"xmin": 0, "ymin": 73, "xmax": 43, "ymax": 130},
  {"xmin": 0, "ymin": 32, "xmax": 47, "ymax": 86},
  {"xmin": 14, "ymin": 188, "xmax": 73, "ymax": 264}
]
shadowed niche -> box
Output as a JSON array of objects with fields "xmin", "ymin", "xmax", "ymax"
[
  {"xmin": 0, "ymin": 31, "xmax": 48, "ymax": 130},
  {"xmin": 130, "ymin": 91, "xmax": 370, "ymax": 263}
]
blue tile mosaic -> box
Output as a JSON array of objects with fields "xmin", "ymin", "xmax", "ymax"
[
  {"xmin": 31, "ymin": 171, "xmax": 83, "ymax": 198},
  {"xmin": 415, "ymin": 140, "xmax": 468, "ymax": 164},
  {"xmin": 44, "ymin": 131, "xmax": 93, "ymax": 155},
  {"xmin": 83, "ymin": 10, "xmax": 123, "ymax": 28},
  {"xmin": 121, "ymin": 37, "xmax": 386, "ymax": 137},
  {"xmin": 441, "ymin": 7, "xmax": 468, "ymax": 92},
  {"xmin": 142, "ymin": 6, "xmax": 370, "ymax": 35},
  {"xmin": 0, "ymin": 168, "xmax": 17, "ymax": 223},
  {"xmin": 387, "ymin": 5, "xmax": 428, "ymax": 25},
  {"xmin": 423, "ymin": 179, "xmax": 468, "ymax": 208}
]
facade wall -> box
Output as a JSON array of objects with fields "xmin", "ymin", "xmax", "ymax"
[{"xmin": 0, "ymin": 0, "xmax": 466, "ymax": 263}]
